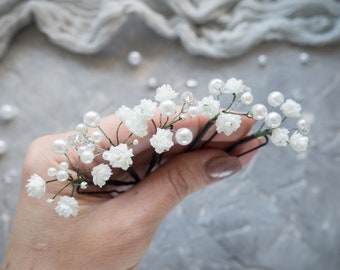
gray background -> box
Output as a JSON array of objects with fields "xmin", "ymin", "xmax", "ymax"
[{"xmin": 1, "ymin": 18, "xmax": 340, "ymax": 269}]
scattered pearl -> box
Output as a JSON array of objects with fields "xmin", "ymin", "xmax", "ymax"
[
  {"xmin": 127, "ymin": 51, "xmax": 142, "ymax": 66},
  {"xmin": 159, "ymin": 100, "xmax": 176, "ymax": 116},
  {"xmin": 240, "ymin": 92, "xmax": 254, "ymax": 105},
  {"xmin": 75, "ymin": 123, "xmax": 88, "ymax": 135},
  {"xmin": 56, "ymin": 170, "xmax": 68, "ymax": 182},
  {"xmin": 299, "ymin": 52, "xmax": 310, "ymax": 64},
  {"xmin": 147, "ymin": 77, "xmax": 159, "ymax": 89},
  {"xmin": 0, "ymin": 139, "xmax": 8, "ymax": 155},
  {"xmin": 265, "ymin": 112, "xmax": 282, "ymax": 128},
  {"xmin": 80, "ymin": 150, "xmax": 94, "ymax": 164},
  {"xmin": 0, "ymin": 104, "xmax": 19, "ymax": 121},
  {"xmin": 83, "ymin": 111, "xmax": 100, "ymax": 127},
  {"xmin": 208, "ymin": 78, "xmax": 224, "ymax": 96},
  {"xmin": 251, "ymin": 104, "xmax": 268, "ymax": 120},
  {"xmin": 47, "ymin": 167, "xmax": 57, "ymax": 177},
  {"xmin": 267, "ymin": 91, "xmax": 285, "ymax": 107},
  {"xmin": 91, "ymin": 131, "xmax": 103, "ymax": 143},
  {"xmin": 175, "ymin": 128, "xmax": 193, "ymax": 146},
  {"xmin": 186, "ymin": 79, "xmax": 198, "ymax": 88},
  {"xmin": 51, "ymin": 139, "xmax": 68, "ymax": 155},
  {"xmin": 257, "ymin": 54, "xmax": 267, "ymax": 67}
]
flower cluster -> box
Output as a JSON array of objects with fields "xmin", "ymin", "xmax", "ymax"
[{"xmin": 25, "ymin": 78, "xmax": 310, "ymax": 217}]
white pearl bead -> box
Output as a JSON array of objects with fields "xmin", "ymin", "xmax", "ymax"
[
  {"xmin": 75, "ymin": 123, "xmax": 88, "ymax": 135},
  {"xmin": 208, "ymin": 78, "xmax": 224, "ymax": 96},
  {"xmin": 257, "ymin": 54, "xmax": 267, "ymax": 67},
  {"xmin": 147, "ymin": 77, "xmax": 158, "ymax": 89},
  {"xmin": 175, "ymin": 128, "xmax": 193, "ymax": 146},
  {"xmin": 297, "ymin": 119, "xmax": 310, "ymax": 134},
  {"xmin": 56, "ymin": 170, "xmax": 68, "ymax": 182},
  {"xmin": 127, "ymin": 51, "xmax": 142, "ymax": 66},
  {"xmin": 59, "ymin": 162, "xmax": 69, "ymax": 170},
  {"xmin": 80, "ymin": 181, "xmax": 88, "ymax": 189},
  {"xmin": 299, "ymin": 52, "xmax": 310, "ymax": 64},
  {"xmin": 80, "ymin": 150, "xmax": 94, "ymax": 164},
  {"xmin": 251, "ymin": 104, "xmax": 268, "ymax": 120},
  {"xmin": 47, "ymin": 167, "xmax": 57, "ymax": 177},
  {"xmin": 83, "ymin": 111, "xmax": 100, "ymax": 127},
  {"xmin": 265, "ymin": 112, "xmax": 282, "ymax": 128},
  {"xmin": 159, "ymin": 100, "xmax": 176, "ymax": 116},
  {"xmin": 267, "ymin": 91, "xmax": 285, "ymax": 107},
  {"xmin": 0, "ymin": 139, "xmax": 8, "ymax": 155},
  {"xmin": 132, "ymin": 139, "xmax": 139, "ymax": 145},
  {"xmin": 51, "ymin": 139, "xmax": 68, "ymax": 154},
  {"xmin": 0, "ymin": 104, "xmax": 19, "ymax": 121},
  {"xmin": 241, "ymin": 92, "xmax": 254, "ymax": 105},
  {"xmin": 186, "ymin": 79, "xmax": 198, "ymax": 88},
  {"xmin": 187, "ymin": 106, "xmax": 199, "ymax": 118},
  {"xmin": 91, "ymin": 131, "xmax": 103, "ymax": 143}
]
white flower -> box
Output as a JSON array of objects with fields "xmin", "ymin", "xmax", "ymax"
[
  {"xmin": 26, "ymin": 174, "xmax": 46, "ymax": 199},
  {"xmin": 216, "ymin": 113, "xmax": 241, "ymax": 136},
  {"xmin": 150, "ymin": 128, "xmax": 174, "ymax": 154},
  {"xmin": 271, "ymin": 128, "xmax": 289, "ymax": 147},
  {"xmin": 223, "ymin": 78, "xmax": 246, "ymax": 95},
  {"xmin": 134, "ymin": 99, "xmax": 157, "ymax": 120},
  {"xmin": 208, "ymin": 78, "xmax": 224, "ymax": 96},
  {"xmin": 280, "ymin": 99, "xmax": 301, "ymax": 118},
  {"xmin": 187, "ymin": 106, "xmax": 199, "ymax": 118},
  {"xmin": 289, "ymin": 131, "xmax": 309, "ymax": 153},
  {"xmin": 116, "ymin": 105, "xmax": 134, "ymax": 123},
  {"xmin": 197, "ymin": 96, "xmax": 220, "ymax": 118},
  {"xmin": 125, "ymin": 112, "xmax": 149, "ymax": 137},
  {"xmin": 155, "ymin": 84, "xmax": 178, "ymax": 102},
  {"xmin": 91, "ymin": 164, "xmax": 112, "ymax": 188},
  {"xmin": 102, "ymin": 144, "xmax": 134, "ymax": 170},
  {"xmin": 55, "ymin": 196, "xmax": 78, "ymax": 218},
  {"xmin": 159, "ymin": 100, "xmax": 177, "ymax": 116}
]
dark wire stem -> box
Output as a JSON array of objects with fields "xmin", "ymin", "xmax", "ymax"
[
  {"xmin": 127, "ymin": 167, "xmax": 140, "ymax": 183},
  {"xmin": 145, "ymin": 151, "xmax": 161, "ymax": 176},
  {"xmin": 226, "ymin": 134, "xmax": 269, "ymax": 157},
  {"xmin": 187, "ymin": 120, "xmax": 215, "ymax": 151}
]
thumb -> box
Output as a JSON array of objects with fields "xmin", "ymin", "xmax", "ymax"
[{"xmin": 120, "ymin": 149, "xmax": 242, "ymax": 225}]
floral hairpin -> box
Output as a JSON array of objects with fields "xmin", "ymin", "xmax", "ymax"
[{"xmin": 25, "ymin": 78, "xmax": 310, "ymax": 218}]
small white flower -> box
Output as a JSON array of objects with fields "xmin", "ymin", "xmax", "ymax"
[
  {"xmin": 159, "ymin": 100, "xmax": 177, "ymax": 116},
  {"xmin": 125, "ymin": 112, "xmax": 149, "ymax": 137},
  {"xmin": 116, "ymin": 105, "xmax": 134, "ymax": 123},
  {"xmin": 102, "ymin": 144, "xmax": 134, "ymax": 170},
  {"xmin": 26, "ymin": 174, "xmax": 46, "ymax": 199},
  {"xmin": 216, "ymin": 113, "xmax": 241, "ymax": 136},
  {"xmin": 208, "ymin": 78, "xmax": 224, "ymax": 96},
  {"xmin": 83, "ymin": 111, "xmax": 100, "ymax": 128},
  {"xmin": 134, "ymin": 99, "xmax": 157, "ymax": 120},
  {"xmin": 223, "ymin": 78, "xmax": 246, "ymax": 95},
  {"xmin": 55, "ymin": 196, "xmax": 78, "ymax": 218},
  {"xmin": 197, "ymin": 96, "xmax": 220, "ymax": 118},
  {"xmin": 187, "ymin": 106, "xmax": 199, "ymax": 118},
  {"xmin": 289, "ymin": 131, "xmax": 309, "ymax": 153},
  {"xmin": 280, "ymin": 99, "xmax": 301, "ymax": 118},
  {"xmin": 150, "ymin": 128, "xmax": 174, "ymax": 154},
  {"xmin": 271, "ymin": 128, "xmax": 289, "ymax": 147},
  {"xmin": 91, "ymin": 164, "xmax": 112, "ymax": 188},
  {"xmin": 155, "ymin": 84, "xmax": 178, "ymax": 102}
]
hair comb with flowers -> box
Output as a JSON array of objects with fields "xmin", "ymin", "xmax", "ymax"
[{"xmin": 25, "ymin": 78, "xmax": 310, "ymax": 218}]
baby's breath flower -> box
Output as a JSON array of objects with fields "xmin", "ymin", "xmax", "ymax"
[
  {"xmin": 271, "ymin": 128, "xmax": 289, "ymax": 147},
  {"xmin": 102, "ymin": 144, "xmax": 134, "ymax": 170},
  {"xmin": 197, "ymin": 96, "xmax": 220, "ymax": 119},
  {"xmin": 116, "ymin": 105, "xmax": 133, "ymax": 123},
  {"xmin": 223, "ymin": 78, "xmax": 246, "ymax": 95},
  {"xmin": 124, "ymin": 113, "xmax": 148, "ymax": 137},
  {"xmin": 91, "ymin": 164, "xmax": 112, "ymax": 188},
  {"xmin": 55, "ymin": 196, "xmax": 79, "ymax": 218},
  {"xmin": 187, "ymin": 106, "xmax": 199, "ymax": 118},
  {"xmin": 280, "ymin": 99, "xmax": 301, "ymax": 118},
  {"xmin": 216, "ymin": 113, "xmax": 241, "ymax": 136},
  {"xmin": 155, "ymin": 84, "xmax": 178, "ymax": 102},
  {"xmin": 289, "ymin": 131, "xmax": 309, "ymax": 153},
  {"xmin": 150, "ymin": 128, "xmax": 174, "ymax": 154},
  {"xmin": 267, "ymin": 91, "xmax": 285, "ymax": 107},
  {"xmin": 159, "ymin": 100, "xmax": 177, "ymax": 116},
  {"xmin": 26, "ymin": 174, "xmax": 46, "ymax": 199},
  {"xmin": 208, "ymin": 78, "xmax": 224, "ymax": 96},
  {"xmin": 134, "ymin": 99, "xmax": 157, "ymax": 120},
  {"xmin": 83, "ymin": 111, "xmax": 101, "ymax": 128}
]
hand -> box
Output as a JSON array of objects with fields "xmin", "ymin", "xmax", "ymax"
[{"xmin": 1, "ymin": 114, "xmax": 258, "ymax": 270}]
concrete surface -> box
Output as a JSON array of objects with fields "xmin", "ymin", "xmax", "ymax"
[{"xmin": 0, "ymin": 19, "xmax": 340, "ymax": 270}]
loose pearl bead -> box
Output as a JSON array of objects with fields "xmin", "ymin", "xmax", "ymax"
[
  {"xmin": 299, "ymin": 52, "xmax": 310, "ymax": 64},
  {"xmin": 0, "ymin": 139, "xmax": 8, "ymax": 155},
  {"xmin": 91, "ymin": 131, "xmax": 103, "ymax": 143},
  {"xmin": 51, "ymin": 139, "xmax": 68, "ymax": 154},
  {"xmin": 75, "ymin": 123, "xmax": 88, "ymax": 135},
  {"xmin": 0, "ymin": 104, "xmax": 19, "ymax": 121},
  {"xmin": 47, "ymin": 167, "xmax": 57, "ymax": 177},
  {"xmin": 175, "ymin": 128, "xmax": 193, "ymax": 146},
  {"xmin": 265, "ymin": 112, "xmax": 282, "ymax": 128},
  {"xmin": 241, "ymin": 92, "xmax": 254, "ymax": 105},
  {"xmin": 80, "ymin": 150, "xmax": 94, "ymax": 164},
  {"xmin": 251, "ymin": 104, "xmax": 268, "ymax": 120},
  {"xmin": 127, "ymin": 51, "xmax": 142, "ymax": 66},
  {"xmin": 147, "ymin": 77, "xmax": 158, "ymax": 89},
  {"xmin": 267, "ymin": 91, "xmax": 284, "ymax": 107},
  {"xmin": 159, "ymin": 100, "xmax": 176, "ymax": 116},
  {"xmin": 208, "ymin": 78, "xmax": 224, "ymax": 96},
  {"xmin": 56, "ymin": 170, "xmax": 68, "ymax": 182},
  {"xmin": 257, "ymin": 54, "xmax": 267, "ymax": 67},
  {"xmin": 186, "ymin": 79, "xmax": 198, "ymax": 88},
  {"xmin": 83, "ymin": 111, "xmax": 100, "ymax": 127}
]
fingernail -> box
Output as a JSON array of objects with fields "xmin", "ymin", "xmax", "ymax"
[{"xmin": 204, "ymin": 155, "xmax": 242, "ymax": 182}]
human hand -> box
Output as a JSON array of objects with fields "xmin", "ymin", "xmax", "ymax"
[{"xmin": 1, "ymin": 114, "xmax": 258, "ymax": 270}]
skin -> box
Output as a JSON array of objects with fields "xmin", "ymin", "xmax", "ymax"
[{"xmin": 1, "ymin": 114, "xmax": 259, "ymax": 270}]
